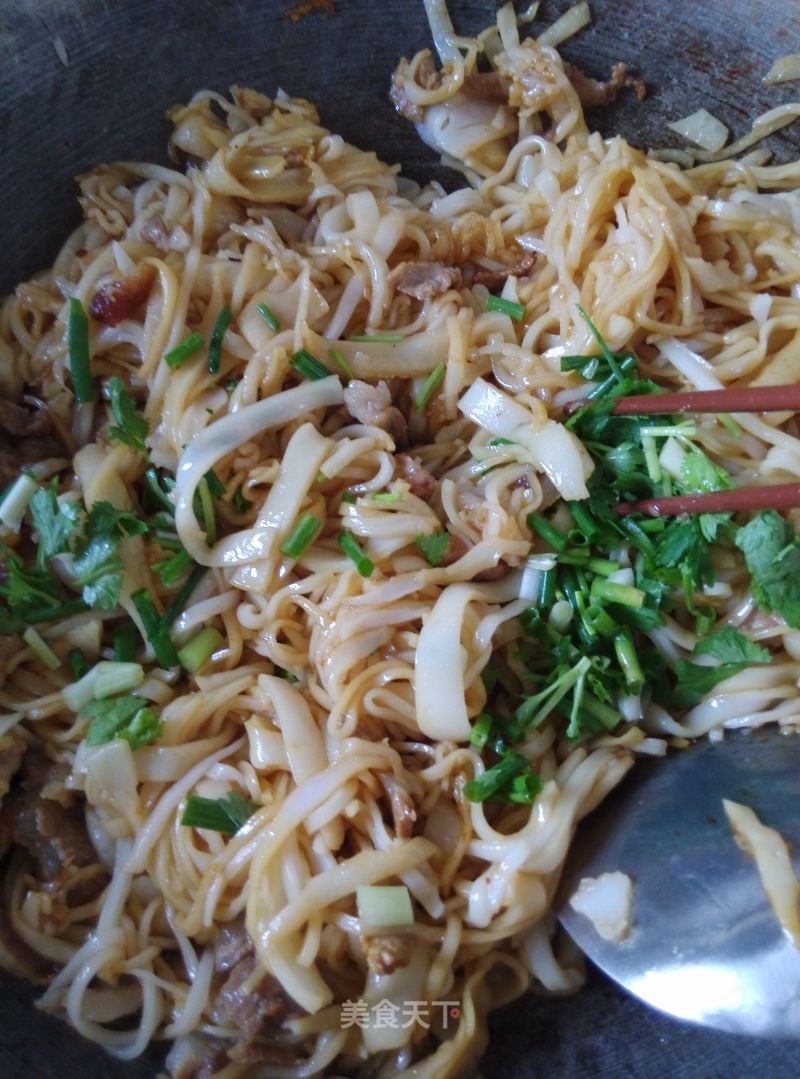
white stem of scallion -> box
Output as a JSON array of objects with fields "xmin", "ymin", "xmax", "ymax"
[
  {"xmin": 22, "ymin": 626, "xmax": 61, "ymax": 670},
  {"xmin": 0, "ymin": 473, "xmax": 38, "ymax": 531},
  {"xmin": 356, "ymin": 884, "xmax": 414, "ymax": 928}
]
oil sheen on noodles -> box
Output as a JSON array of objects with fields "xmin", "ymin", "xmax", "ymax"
[{"xmin": 2, "ymin": 4, "xmax": 800, "ymax": 1077}]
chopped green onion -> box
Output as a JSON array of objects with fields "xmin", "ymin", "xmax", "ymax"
[
  {"xmin": 208, "ymin": 307, "xmax": 232, "ymax": 375},
  {"xmin": 614, "ymin": 630, "xmax": 644, "ymax": 692},
  {"xmin": 549, "ymin": 599, "xmax": 574, "ymax": 633},
  {"xmin": 340, "ymin": 491, "xmax": 357, "ymax": 505},
  {"xmin": 233, "ymin": 485, "xmax": 250, "ymax": 513},
  {"xmin": 506, "ymin": 771, "xmax": 543, "ymax": 804},
  {"xmin": 280, "ymin": 514, "xmax": 322, "ymax": 560},
  {"xmin": 338, "ymin": 531, "xmax": 374, "ymax": 577},
  {"xmin": 181, "ymin": 791, "xmax": 257, "ymax": 834},
  {"xmin": 153, "ymin": 548, "xmax": 193, "ymax": 586},
  {"xmin": 415, "ymin": 531, "xmax": 449, "ymax": 567},
  {"xmin": 356, "ymin": 885, "xmax": 414, "ymax": 927},
  {"xmin": 68, "ymin": 648, "xmax": 89, "ymax": 680},
  {"xmin": 23, "ymin": 626, "xmax": 60, "ymax": 670},
  {"xmin": 196, "ymin": 477, "xmax": 217, "ymax": 545},
  {"xmin": 488, "ymin": 437, "xmax": 514, "ymax": 447},
  {"xmin": 256, "ymin": 303, "xmax": 280, "ymax": 331},
  {"xmin": 329, "ymin": 347, "xmax": 353, "ymax": 378},
  {"xmin": 144, "ymin": 468, "xmax": 175, "ymax": 513},
  {"xmin": 68, "ymin": 297, "xmax": 93, "ymax": 403},
  {"xmin": 131, "ymin": 590, "xmax": 179, "ymax": 668},
  {"xmin": 290, "ymin": 349, "xmax": 331, "ymax": 381},
  {"xmin": 348, "ymin": 333, "xmax": 404, "ymax": 343},
  {"xmin": 161, "ymin": 566, "xmax": 207, "ymax": 629},
  {"xmin": 178, "ymin": 626, "xmax": 224, "ymax": 672},
  {"xmin": 414, "ymin": 362, "xmax": 445, "ymax": 411},
  {"xmin": 203, "ymin": 468, "xmax": 226, "ymax": 500},
  {"xmin": 589, "ymin": 578, "xmax": 645, "ymax": 609},
  {"xmin": 576, "ymin": 304, "xmax": 623, "ymax": 382},
  {"xmin": 568, "ymin": 502, "xmax": 599, "ymax": 543},
  {"xmin": 25, "ymin": 598, "xmax": 89, "ymax": 624},
  {"xmin": 464, "ymin": 751, "xmax": 529, "ymax": 802},
  {"xmin": 164, "ymin": 332, "xmax": 204, "ymax": 370},
  {"xmin": 373, "ymin": 491, "xmax": 402, "ymax": 504},
  {"xmin": 486, "ymin": 295, "xmax": 526, "ymax": 322},
  {"xmin": 642, "ymin": 434, "xmax": 662, "ymax": 484},
  {"xmin": 94, "ymin": 660, "xmax": 145, "ymax": 699},
  {"xmin": 223, "ymin": 378, "xmax": 240, "ymax": 393},
  {"xmin": 527, "ymin": 512, "xmax": 567, "ymax": 552},
  {"xmin": 63, "ymin": 659, "xmax": 144, "ymax": 711},
  {"xmin": 582, "ymin": 604, "xmax": 617, "ymax": 639},
  {"xmin": 113, "ymin": 622, "xmax": 137, "ymax": 663},
  {"xmin": 277, "ymin": 667, "xmax": 299, "ymax": 683},
  {"xmin": 583, "ymin": 357, "xmax": 636, "ymax": 401},
  {"xmin": 0, "ymin": 473, "xmax": 38, "ymax": 532},
  {"xmin": 469, "ymin": 713, "xmax": 493, "ymax": 750}
]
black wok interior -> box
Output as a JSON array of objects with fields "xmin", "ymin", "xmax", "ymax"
[{"xmin": 1, "ymin": 0, "xmax": 799, "ymax": 1074}]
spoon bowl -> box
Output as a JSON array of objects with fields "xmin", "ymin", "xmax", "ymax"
[{"xmin": 557, "ymin": 731, "xmax": 800, "ymax": 1038}]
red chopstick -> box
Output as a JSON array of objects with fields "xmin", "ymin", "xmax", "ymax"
[
  {"xmin": 616, "ymin": 483, "xmax": 800, "ymax": 517},
  {"xmin": 613, "ymin": 384, "xmax": 800, "ymax": 416},
  {"xmin": 564, "ymin": 383, "xmax": 800, "ymax": 417}
]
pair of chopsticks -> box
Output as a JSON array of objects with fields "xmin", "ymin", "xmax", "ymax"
[{"xmin": 565, "ymin": 384, "xmax": 800, "ymax": 518}]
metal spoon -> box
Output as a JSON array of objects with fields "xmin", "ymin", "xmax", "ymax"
[{"xmin": 557, "ymin": 731, "xmax": 800, "ymax": 1037}]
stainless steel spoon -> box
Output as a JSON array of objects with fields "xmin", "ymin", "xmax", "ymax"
[{"xmin": 557, "ymin": 731, "xmax": 800, "ymax": 1037}]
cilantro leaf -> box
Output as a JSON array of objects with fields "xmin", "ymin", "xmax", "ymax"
[
  {"xmin": 736, "ymin": 512, "xmax": 800, "ymax": 628},
  {"xmin": 679, "ymin": 448, "xmax": 733, "ymax": 494},
  {"xmin": 108, "ymin": 376, "xmax": 149, "ymax": 455},
  {"xmin": 82, "ymin": 695, "xmax": 160, "ymax": 749},
  {"xmin": 415, "ymin": 531, "xmax": 450, "ymax": 567},
  {"xmin": 88, "ymin": 501, "xmax": 148, "ymax": 539},
  {"xmin": 1, "ymin": 551, "xmax": 61, "ymax": 613},
  {"xmin": 29, "ymin": 485, "xmax": 81, "ymax": 566},
  {"xmin": 694, "ymin": 626, "xmax": 769, "ymax": 666},
  {"xmin": 72, "ymin": 535, "xmax": 123, "ymax": 610}
]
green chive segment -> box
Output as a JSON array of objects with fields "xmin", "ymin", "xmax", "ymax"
[
  {"xmin": 256, "ymin": 303, "xmax": 280, "ymax": 331},
  {"xmin": 329, "ymin": 347, "xmax": 353, "ymax": 378},
  {"xmin": 181, "ymin": 791, "xmax": 257, "ymax": 834},
  {"xmin": 281, "ymin": 514, "xmax": 322, "ymax": 560},
  {"xmin": 339, "ymin": 531, "xmax": 374, "ymax": 577},
  {"xmin": 291, "ymin": 350, "xmax": 331, "ymax": 381},
  {"xmin": 414, "ymin": 362, "xmax": 446, "ymax": 412},
  {"xmin": 164, "ymin": 332, "xmax": 205, "ymax": 370},
  {"xmin": 208, "ymin": 307, "xmax": 233, "ymax": 375},
  {"xmin": 178, "ymin": 627, "xmax": 224, "ymax": 672},
  {"xmin": 68, "ymin": 298, "xmax": 93, "ymax": 403},
  {"xmin": 486, "ymin": 295, "xmax": 526, "ymax": 322}
]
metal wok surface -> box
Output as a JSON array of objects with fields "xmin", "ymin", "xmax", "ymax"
[{"xmin": 1, "ymin": 1, "xmax": 800, "ymax": 1075}]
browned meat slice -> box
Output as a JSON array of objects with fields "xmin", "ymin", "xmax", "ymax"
[
  {"xmin": 393, "ymin": 261, "xmax": 460, "ymax": 301},
  {"xmin": 389, "ymin": 51, "xmax": 440, "ymax": 122},
  {"xmin": 0, "ymin": 398, "xmax": 52, "ymax": 437},
  {"xmin": 214, "ymin": 920, "xmax": 253, "ymax": 973},
  {"xmin": 166, "ymin": 1033, "xmax": 230, "ymax": 1079},
  {"xmin": 1, "ymin": 750, "xmax": 103, "ymax": 902},
  {"xmin": 0, "ymin": 732, "xmax": 25, "ymax": 802},
  {"xmin": 344, "ymin": 380, "xmax": 408, "ymax": 448},
  {"xmin": 378, "ymin": 772, "xmax": 417, "ymax": 838},
  {"xmin": 396, "ymin": 454, "xmax": 437, "ymax": 501},
  {"xmin": 211, "ymin": 950, "xmax": 296, "ymax": 1042},
  {"xmin": 362, "ymin": 932, "xmax": 413, "ymax": 975},
  {"xmin": 463, "ymin": 71, "xmax": 510, "ymax": 101},
  {"xmin": 564, "ymin": 61, "xmax": 646, "ymax": 107},
  {"xmin": 88, "ymin": 263, "xmax": 156, "ymax": 326},
  {"xmin": 460, "ymin": 252, "xmax": 536, "ymax": 290},
  {"xmin": 0, "ymin": 434, "xmax": 65, "ymax": 488}
]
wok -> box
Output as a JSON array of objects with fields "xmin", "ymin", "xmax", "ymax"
[{"xmin": 1, "ymin": 1, "xmax": 799, "ymax": 1075}]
